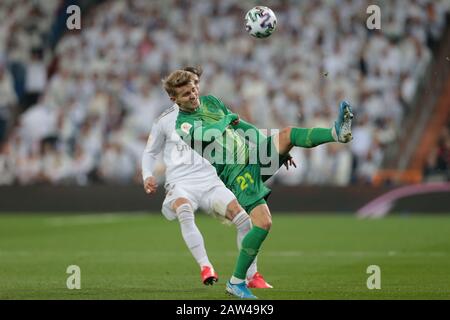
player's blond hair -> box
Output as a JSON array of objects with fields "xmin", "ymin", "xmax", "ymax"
[
  {"xmin": 162, "ymin": 70, "xmax": 196, "ymax": 97},
  {"xmin": 182, "ymin": 66, "xmax": 203, "ymax": 77}
]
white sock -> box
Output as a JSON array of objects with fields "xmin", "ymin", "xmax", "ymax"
[
  {"xmin": 230, "ymin": 276, "xmax": 245, "ymax": 285},
  {"xmin": 232, "ymin": 211, "xmax": 258, "ymax": 279},
  {"xmin": 331, "ymin": 126, "xmax": 338, "ymax": 142},
  {"xmin": 246, "ymin": 260, "xmax": 258, "ymax": 280},
  {"xmin": 176, "ymin": 203, "xmax": 212, "ymax": 269}
]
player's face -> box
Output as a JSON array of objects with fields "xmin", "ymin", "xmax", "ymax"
[
  {"xmin": 192, "ymin": 75, "xmax": 200, "ymax": 92},
  {"xmin": 173, "ymin": 82, "xmax": 200, "ymax": 111}
]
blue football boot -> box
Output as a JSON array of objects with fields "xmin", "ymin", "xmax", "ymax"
[
  {"xmin": 226, "ymin": 281, "xmax": 258, "ymax": 299},
  {"xmin": 334, "ymin": 101, "xmax": 354, "ymax": 143}
]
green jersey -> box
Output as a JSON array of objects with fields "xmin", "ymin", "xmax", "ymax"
[
  {"xmin": 175, "ymin": 95, "xmax": 249, "ymax": 186},
  {"xmin": 175, "ymin": 95, "xmax": 290, "ymax": 213}
]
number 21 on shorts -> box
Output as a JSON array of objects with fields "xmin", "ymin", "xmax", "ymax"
[{"xmin": 236, "ymin": 172, "xmax": 254, "ymax": 190}]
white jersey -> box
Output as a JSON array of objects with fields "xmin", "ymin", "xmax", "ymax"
[{"xmin": 142, "ymin": 104, "xmax": 218, "ymax": 185}]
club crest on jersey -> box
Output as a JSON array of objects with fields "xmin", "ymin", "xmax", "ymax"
[{"xmin": 181, "ymin": 122, "xmax": 192, "ymax": 134}]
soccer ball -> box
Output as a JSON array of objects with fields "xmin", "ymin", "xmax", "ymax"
[{"xmin": 245, "ymin": 6, "xmax": 277, "ymax": 39}]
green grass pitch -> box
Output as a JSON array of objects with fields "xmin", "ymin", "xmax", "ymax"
[{"xmin": 0, "ymin": 213, "xmax": 449, "ymax": 299}]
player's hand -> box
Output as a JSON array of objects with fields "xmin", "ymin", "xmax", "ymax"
[
  {"xmin": 144, "ymin": 176, "xmax": 158, "ymax": 194},
  {"xmin": 283, "ymin": 156, "xmax": 297, "ymax": 170}
]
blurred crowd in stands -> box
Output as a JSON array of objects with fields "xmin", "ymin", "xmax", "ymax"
[{"xmin": 0, "ymin": 0, "xmax": 449, "ymax": 186}]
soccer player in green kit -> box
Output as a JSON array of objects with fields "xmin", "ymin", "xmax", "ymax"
[{"xmin": 163, "ymin": 69, "xmax": 353, "ymax": 299}]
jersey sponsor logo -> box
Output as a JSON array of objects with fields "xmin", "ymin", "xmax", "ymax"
[{"xmin": 181, "ymin": 122, "xmax": 192, "ymax": 134}]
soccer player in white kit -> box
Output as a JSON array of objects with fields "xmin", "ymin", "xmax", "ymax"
[{"xmin": 141, "ymin": 68, "xmax": 271, "ymax": 288}]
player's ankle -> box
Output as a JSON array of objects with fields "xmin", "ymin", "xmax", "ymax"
[
  {"xmin": 200, "ymin": 262, "xmax": 213, "ymax": 270},
  {"xmin": 230, "ymin": 276, "xmax": 245, "ymax": 285},
  {"xmin": 331, "ymin": 126, "xmax": 338, "ymax": 142}
]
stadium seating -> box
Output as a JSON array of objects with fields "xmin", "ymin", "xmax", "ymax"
[{"xmin": 0, "ymin": 0, "xmax": 449, "ymax": 186}]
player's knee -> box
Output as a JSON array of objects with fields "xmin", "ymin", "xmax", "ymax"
[
  {"xmin": 172, "ymin": 198, "xmax": 191, "ymax": 211},
  {"xmin": 225, "ymin": 199, "xmax": 243, "ymax": 219},
  {"xmin": 173, "ymin": 199, "xmax": 194, "ymax": 221},
  {"xmin": 250, "ymin": 205, "xmax": 272, "ymax": 230},
  {"xmin": 252, "ymin": 215, "xmax": 272, "ymax": 230},
  {"xmin": 176, "ymin": 204, "xmax": 194, "ymax": 225},
  {"xmin": 260, "ymin": 216, "xmax": 272, "ymax": 230}
]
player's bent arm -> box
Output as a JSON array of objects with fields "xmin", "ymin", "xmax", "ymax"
[
  {"xmin": 178, "ymin": 113, "xmax": 238, "ymax": 143},
  {"xmin": 232, "ymin": 118, "xmax": 267, "ymax": 144}
]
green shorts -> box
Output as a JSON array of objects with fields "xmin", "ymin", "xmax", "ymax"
[
  {"xmin": 229, "ymin": 164, "xmax": 271, "ymax": 214},
  {"xmin": 228, "ymin": 136, "xmax": 290, "ymax": 213}
]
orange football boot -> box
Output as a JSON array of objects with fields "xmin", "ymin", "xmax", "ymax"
[
  {"xmin": 201, "ymin": 266, "xmax": 218, "ymax": 285},
  {"xmin": 247, "ymin": 272, "xmax": 273, "ymax": 289}
]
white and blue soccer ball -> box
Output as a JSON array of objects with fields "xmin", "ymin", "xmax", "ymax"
[{"xmin": 245, "ymin": 6, "xmax": 277, "ymax": 39}]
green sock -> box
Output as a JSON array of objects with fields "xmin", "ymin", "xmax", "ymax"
[
  {"xmin": 232, "ymin": 226, "xmax": 269, "ymax": 280},
  {"xmin": 290, "ymin": 127, "xmax": 335, "ymax": 148}
]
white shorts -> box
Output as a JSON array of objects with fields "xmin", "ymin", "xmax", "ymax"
[
  {"xmin": 161, "ymin": 178, "xmax": 236, "ymax": 221},
  {"xmin": 162, "ymin": 178, "xmax": 236, "ymax": 220}
]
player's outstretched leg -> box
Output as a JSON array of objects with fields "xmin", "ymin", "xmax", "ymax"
[{"xmin": 274, "ymin": 101, "xmax": 354, "ymax": 155}]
